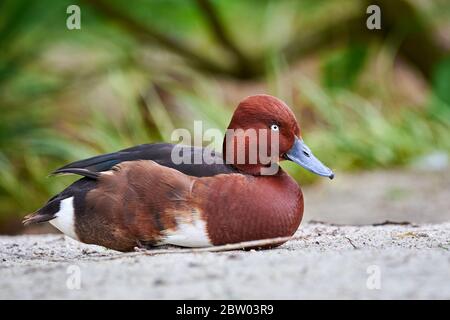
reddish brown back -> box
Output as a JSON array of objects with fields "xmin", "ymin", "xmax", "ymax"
[{"xmin": 76, "ymin": 161, "xmax": 303, "ymax": 251}]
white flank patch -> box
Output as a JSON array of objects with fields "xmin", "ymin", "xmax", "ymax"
[
  {"xmin": 49, "ymin": 197, "xmax": 79, "ymax": 240},
  {"xmin": 161, "ymin": 211, "xmax": 212, "ymax": 248}
]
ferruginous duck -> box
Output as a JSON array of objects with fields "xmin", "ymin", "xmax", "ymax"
[{"xmin": 23, "ymin": 94, "xmax": 333, "ymax": 252}]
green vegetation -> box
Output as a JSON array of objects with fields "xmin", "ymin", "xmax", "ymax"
[{"xmin": 0, "ymin": 0, "xmax": 449, "ymax": 232}]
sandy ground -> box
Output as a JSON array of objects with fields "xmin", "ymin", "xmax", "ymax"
[
  {"xmin": 1, "ymin": 223, "xmax": 449, "ymax": 299},
  {"xmin": 1, "ymin": 168, "xmax": 449, "ymax": 299},
  {"xmin": 303, "ymin": 168, "xmax": 450, "ymax": 224}
]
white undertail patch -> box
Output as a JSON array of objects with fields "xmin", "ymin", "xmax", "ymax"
[
  {"xmin": 49, "ymin": 197, "xmax": 79, "ymax": 240},
  {"xmin": 161, "ymin": 210, "xmax": 212, "ymax": 247}
]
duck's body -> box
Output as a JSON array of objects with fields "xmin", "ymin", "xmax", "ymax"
[
  {"xmin": 24, "ymin": 95, "xmax": 332, "ymax": 252},
  {"xmin": 37, "ymin": 158, "xmax": 302, "ymax": 251}
]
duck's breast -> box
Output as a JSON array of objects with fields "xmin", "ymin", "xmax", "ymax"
[{"xmin": 193, "ymin": 171, "xmax": 303, "ymax": 246}]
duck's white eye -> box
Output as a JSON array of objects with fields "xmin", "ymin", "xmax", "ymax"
[{"xmin": 270, "ymin": 124, "xmax": 279, "ymax": 131}]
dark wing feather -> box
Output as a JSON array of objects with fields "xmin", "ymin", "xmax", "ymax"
[
  {"xmin": 52, "ymin": 143, "xmax": 237, "ymax": 178},
  {"xmin": 53, "ymin": 168, "xmax": 100, "ymax": 179}
]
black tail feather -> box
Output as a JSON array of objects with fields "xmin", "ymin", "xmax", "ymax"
[
  {"xmin": 24, "ymin": 177, "xmax": 97, "ymax": 228},
  {"xmin": 22, "ymin": 211, "xmax": 56, "ymax": 226},
  {"xmin": 22, "ymin": 197, "xmax": 62, "ymax": 226}
]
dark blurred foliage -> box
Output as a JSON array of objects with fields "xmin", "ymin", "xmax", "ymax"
[{"xmin": 0, "ymin": 0, "xmax": 449, "ymax": 233}]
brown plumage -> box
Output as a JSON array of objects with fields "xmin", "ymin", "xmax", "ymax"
[
  {"xmin": 72, "ymin": 160, "xmax": 302, "ymax": 251},
  {"xmin": 24, "ymin": 94, "xmax": 333, "ymax": 252}
]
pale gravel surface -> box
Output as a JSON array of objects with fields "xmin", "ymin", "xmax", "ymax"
[
  {"xmin": 1, "ymin": 168, "xmax": 449, "ymax": 299},
  {"xmin": 1, "ymin": 223, "xmax": 449, "ymax": 299},
  {"xmin": 303, "ymin": 168, "xmax": 450, "ymax": 224}
]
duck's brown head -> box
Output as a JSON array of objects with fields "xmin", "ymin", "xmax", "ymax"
[{"xmin": 223, "ymin": 94, "xmax": 334, "ymax": 178}]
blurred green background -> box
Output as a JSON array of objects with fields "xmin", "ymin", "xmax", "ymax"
[{"xmin": 0, "ymin": 0, "xmax": 449, "ymax": 233}]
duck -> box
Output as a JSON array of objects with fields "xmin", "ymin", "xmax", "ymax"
[{"xmin": 23, "ymin": 94, "xmax": 333, "ymax": 252}]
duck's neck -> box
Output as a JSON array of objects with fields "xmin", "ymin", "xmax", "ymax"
[
  {"xmin": 221, "ymin": 136, "xmax": 281, "ymax": 176},
  {"xmin": 225, "ymin": 161, "xmax": 281, "ymax": 176}
]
